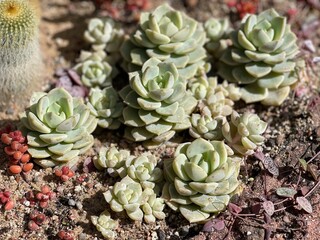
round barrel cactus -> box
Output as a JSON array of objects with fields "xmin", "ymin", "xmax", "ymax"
[
  {"xmin": 218, "ymin": 9, "xmax": 299, "ymax": 106},
  {"xmin": 20, "ymin": 88, "xmax": 98, "ymax": 168},
  {"xmin": 120, "ymin": 57, "xmax": 197, "ymax": 147},
  {"xmin": 87, "ymin": 87, "xmax": 124, "ymax": 129},
  {"xmin": 222, "ymin": 111, "xmax": 267, "ymax": 155},
  {"xmin": 120, "ymin": 3, "xmax": 207, "ymax": 80},
  {"xmin": 162, "ymin": 138, "xmax": 241, "ymax": 223}
]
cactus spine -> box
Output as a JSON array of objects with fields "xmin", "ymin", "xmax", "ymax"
[{"xmin": 0, "ymin": 0, "xmax": 41, "ymax": 103}]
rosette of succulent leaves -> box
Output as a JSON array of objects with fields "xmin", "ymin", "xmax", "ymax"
[
  {"xmin": 217, "ymin": 9, "xmax": 299, "ymax": 106},
  {"xmin": 162, "ymin": 138, "xmax": 242, "ymax": 223},
  {"xmin": 121, "ymin": 3, "xmax": 208, "ymax": 80},
  {"xmin": 120, "ymin": 57, "xmax": 197, "ymax": 147},
  {"xmin": 104, "ymin": 176, "xmax": 166, "ymax": 223},
  {"xmin": 20, "ymin": 88, "xmax": 98, "ymax": 168},
  {"xmin": 91, "ymin": 210, "xmax": 118, "ymax": 239}
]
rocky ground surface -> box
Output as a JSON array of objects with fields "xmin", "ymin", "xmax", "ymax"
[{"xmin": 0, "ymin": 0, "xmax": 319, "ymax": 239}]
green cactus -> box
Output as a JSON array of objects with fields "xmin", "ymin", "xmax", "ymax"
[
  {"xmin": 222, "ymin": 111, "xmax": 267, "ymax": 156},
  {"xmin": 104, "ymin": 176, "xmax": 164, "ymax": 222},
  {"xmin": 87, "ymin": 87, "xmax": 124, "ymax": 129},
  {"xmin": 93, "ymin": 146, "xmax": 131, "ymax": 177},
  {"xmin": 120, "ymin": 57, "xmax": 197, "ymax": 147},
  {"xmin": 218, "ymin": 9, "xmax": 299, "ymax": 106},
  {"xmin": 120, "ymin": 3, "xmax": 208, "ymax": 80},
  {"xmin": 162, "ymin": 138, "xmax": 241, "ymax": 223},
  {"xmin": 74, "ymin": 50, "xmax": 117, "ymax": 88},
  {"xmin": 0, "ymin": 0, "xmax": 42, "ymax": 101},
  {"xmin": 91, "ymin": 210, "xmax": 118, "ymax": 239},
  {"xmin": 20, "ymin": 88, "xmax": 98, "ymax": 168},
  {"xmin": 84, "ymin": 18, "xmax": 124, "ymax": 52},
  {"xmin": 125, "ymin": 153, "xmax": 163, "ymax": 190}
]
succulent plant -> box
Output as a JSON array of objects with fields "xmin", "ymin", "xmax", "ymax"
[
  {"xmin": 104, "ymin": 176, "xmax": 155, "ymax": 221},
  {"xmin": 162, "ymin": 138, "xmax": 241, "ymax": 223},
  {"xmin": 0, "ymin": 0, "xmax": 42, "ymax": 102},
  {"xmin": 84, "ymin": 18, "xmax": 124, "ymax": 52},
  {"xmin": 142, "ymin": 193, "xmax": 166, "ymax": 223},
  {"xmin": 120, "ymin": 57, "xmax": 197, "ymax": 147},
  {"xmin": 125, "ymin": 153, "xmax": 163, "ymax": 190},
  {"xmin": 20, "ymin": 88, "xmax": 98, "ymax": 168},
  {"xmin": 218, "ymin": 9, "xmax": 299, "ymax": 106},
  {"xmin": 222, "ymin": 111, "xmax": 267, "ymax": 155},
  {"xmin": 120, "ymin": 3, "xmax": 207, "ymax": 80},
  {"xmin": 91, "ymin": 210, "xmax": 118, "ymax": 239},
  {"xmin": 74, "ymin": 50, "xmax": 117, "ymax": 88},
  {"xmin": 93, "ymin": 146, "xmax": 131, "ymax": 177},
  {"xmin": 189, "ymin": 114, "xmax": 224, "ymax": 140},
  {"xmin": 204, "ymin": 18, "xmax": 231, "ymax": 59},
  {"xmin": 87, "ymin": 87, "xmax": 124, "ymax": 129}
]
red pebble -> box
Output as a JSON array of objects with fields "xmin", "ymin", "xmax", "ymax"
[
  {"xmin": 4, "ymin": 200, "xmax": 15, "ymax": 211},
  {"xmin": 28, "ymin": 220, "xmax": 39, "ymax": 231}
]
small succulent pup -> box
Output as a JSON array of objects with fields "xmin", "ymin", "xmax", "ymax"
[{"xmin": 0, "ymin": 0, "xmax": 42, "ymax": 105}]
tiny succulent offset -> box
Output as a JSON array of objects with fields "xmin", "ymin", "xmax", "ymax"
[
  {"xmin": 162, "ymin": 138, "xmax": 241, "ymax": 223},
  {"xmin": 120, "ymin": 57, "xmax": 197, "ymax": 146},
  {"xmin": 218, "ymin": 9, "xmax": 299, "ymax": 106},
  {"xmin": 222, "ymin": 111, "xmax": 268, "ymax": 156},
  {"xmin": 87, "ymin": 87, "xmax": 124, "ymax": 129},
  {"xmin": 20, "ymin": 88, "xmax": 98, "ymax": 168},
  {"xmin": 91, "ymin": 210, "xmax": 118, "ymax": 239},
  {"xmin": 121, "ymin": 3, "xmax": 208, "ymax": 79}
]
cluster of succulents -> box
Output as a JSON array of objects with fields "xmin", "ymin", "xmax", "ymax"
[
  {"xmin": 0, "ymin": 190, "xmax": 14, "ymax": 211},
  {"xmin": 20, "ymin": 88, "xmax": 97, "ymax": 168},
  {"xmin": 218, "ymin": 9, "xmax": 299, "ymax": 105},
  {"xmin": 91, "ymin": 210, "xmax": 118, "ymax": 239},
  {"xmin": 54, "ymin": 166, "xmax": 75, "ymax": 182},
  {"xmin": 25, "ymin": 185, "xmax": 56, "ymax": 208},
  {"xmin": 28, "ymin": 210, "xmax": 47, "ymax": 231}
]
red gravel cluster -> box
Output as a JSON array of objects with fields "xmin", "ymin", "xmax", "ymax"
[
  {"xmin": 1, "ymin": 130, "xmax": 33, "ymax": 174},
  {"xmin": 227, "ymin": 0, "xmax": 258, "ymax": 19},
  {"xmin": 57, "ymin": 230, "xmax": 74, "ymax": 240},
  {"xmin": 0, "ymin": 190, "xmax": 14, "ymax": 211},
  {"xmin": 25, "ymin": 185, "xmax": 56, "ymax": 208},
  {"xmin": 54, "ymin": 166, "xmax": 75, "ymax": 182},
  {"xmin": 28, "ymin": 210, "xmax": 47, "ymax": 231}
]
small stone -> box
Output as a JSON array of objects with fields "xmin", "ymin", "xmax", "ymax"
[
  {"xmin": 179, "ymin": 226, "xmax": 189, "ymax": 237},
  {"xmin": 79, "ymin": 233, "xmax": 87, "ymax": 240},
  {"xmin": 283, "ymin": 216, "xmax": 290, "ymax": 223},
  {"xmin": 247, "ymin": 231, "xmax": 252, "ymax": 236},
  {"xmin": 24, "ymin": 200, "xmax": 30, "ymax": 207},
  {"xmin": 68, "ymin": 199, "xmax": 76, "ymax": 206},
  {"xmin": 76, "ymin": 201, "xmax": 83, "ymax": 210},
  {"xmin": 156, "ymin": 229, "xmax": 166, "ymax": 240},
  {"xmin": 6, "ymin": 108, "xmax": 14, "ymax": 115},
  {"xmin": 151, "ymin": 231, "xmax": 158, "ymax": 240},
  {"xmin": 74, "ymin": 186, "xmax": 82, "ymax": 192}
]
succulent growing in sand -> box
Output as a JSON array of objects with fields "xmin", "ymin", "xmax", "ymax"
[
  {"xmin": 218, "ymin": 9, "xmax": 299, "ymax": 106},
  {"xmin": 121, "ymin": 3, "xmax": 207, "ymax": 79},
  {"xmin": 189, "ymin": 114, "xmax": 224, "ymax": 140},
  {"xmin": 120, "ymin": 57, "xmax": 197, "ymax": 147},
  {"xmin": 222, "ymin": 111, "xmax": 267, "ymax": 156},
  {"xmin": 142, "ymin": 193, "xmax": 166, "ymax": 223},
  {"xmin": 20, "ymin": 88, "xmax": 98, "ymax": 168},
  {"xmin": 0, "ymin": 0, "xmax": 42, "ymax": 101},
  {"xmin": 87, "ymin": 87, "xmax": 124, "ymax": 129},
  {"xmin": 162, "ymin": 138, "xmax": 241, "ymax": 223},
  {"xmin": 91, "ymin": 210, "xmax": 118, "ymax": 239}
]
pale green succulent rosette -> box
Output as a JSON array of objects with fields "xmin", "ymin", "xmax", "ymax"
[
  {"xmin": 162, "ymin": 138, "xmax": 241, "ymax": 223},
  {"xmin": 20, "ymin": 88, "xmax": 98, "ymax": 168},
  {"xmin": 87, "ymin": 87, "xmax": 124, "ymax": 129},
  {"xmin": 142, "ymin": 193, "xmax": 166, "ymax": 223},
  {"xmin": 93, "ymin": 146, "xmax": 131, "ymax": 177},
  {"xmin": 74, "ymin": 50, "xmax": 117, "ymax": 88},
  {"xmin": 189, "ymin": 114, "xmax": 224, "ymax": 140},
  {"xmin": 120, "ymin": 3, "xmax": 207, "ymax": 80},
  {"xmin": 120, "ymin": 58, "xmax": 197, "ymax": 146},
  {"xmin": 125, "ymin": 153, "xmax": 163, "ymax": 190},
  {"xmin": 104, "ymin": 176, "xmax": 162, "ymax": 222},
  {"xmin": 84, "ymin": 18, "xmax": 124, "ymax": 52},
  {"xmin": 218, "ymin": 9, "xmax": 299, "ymax": 106},
  {"xmin": 204, "ymin": 18, "xmax": 231, "ymax": 59},
  {"xmin": 222, "ymin": 111, "xmax": 267, "ymax": 156},
  {"xmin": 91, "ymin": 210, "xmax": 118, "ymax": 239}
]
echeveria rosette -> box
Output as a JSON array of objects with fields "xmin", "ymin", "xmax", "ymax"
[
  {"xmin": 125, "ymin": 153, "xmax": 163, "ymax": 190},
  {"xmin": 121, "ymin": 3, "xmax": 208, "ymax": 80},
  {"xmin": 74, "ymin": 50, "xmax": 117, "ymax": 88},
  {"xmin": 204, "ymin": 18, "xmax": 231, "ymax": 59},
  {"xmin": 218, "ymin": 9, "xmax": 299, "ymax": 106},
  {"xmin": 222, "ymin": 111, "xmax": 268, "ymax": 156},
  {"xmin": 84, "ymin": 18, "xmax": 124, "ymax": 52},
  {"xmin": 120, "ymin": 58, "xmax": 197, "ymax": 146},
  {"xmin": 20, "ymin": 88, "xmax": 98, "ymax": 168},
  {"xmin": 91, "ymin": 210, "xmax": 118, "ymax": 239},
  {"xmin": 142, "ymin": 193, "xmax": 166, "ymax": 223},
  {"xmin": 189, "ymin": 114, "xmax": 224, "ymax": 140},
  {"xmin": 87, "ymin": 87, "xmax": 124, "ymax": 129},
  {"xmin": 93, "ymin": 146, "xmax": 131, "ymax": 177},
  {"xmin": 162, "ymin": 138, "xmax": 241, "ymax": 223},
  {"xmin": 104, "ymin": 176, "xmax": 155, "ymax": 221}
]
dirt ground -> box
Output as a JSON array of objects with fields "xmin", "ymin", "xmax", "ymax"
[{"xmin": 0, "ymin": 0, "xmax": 320, "ymax": 239}]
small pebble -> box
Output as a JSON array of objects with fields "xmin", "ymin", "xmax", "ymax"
[
  {"xmin": 151, "ymin": 231, "xmax": 158, "ymax": 240},
  {"xmin": 247, "ymin": 231, "xmax": 252, "ymax": 236},
  {"xmin": 179, "ymin": 226, "xmax": 189, "ymax": 237},
  {"xmin": 76, "ymin": 201, "xmax": 83, "ymax": 210},
  {"xmin": 79, "ymin": 233, "xmax": 87, "ymax": 240},
  {"xmin": 156, "ymin": 229, "xmax": 166, "ymax": 240},
  {"xmin": 24, "ymin": 200, "xmax": 30, "ymax": 207},
  {"xmin": 283, "ymin": 216, "xmax": 290, "ymax": 223},
  {"xmin": 74, "ymin": 185, "xmax": 82, "ymax": 192},
  {"xmin": 68, "ymin": 199, "xmax": 76, "ymax": 206}
]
